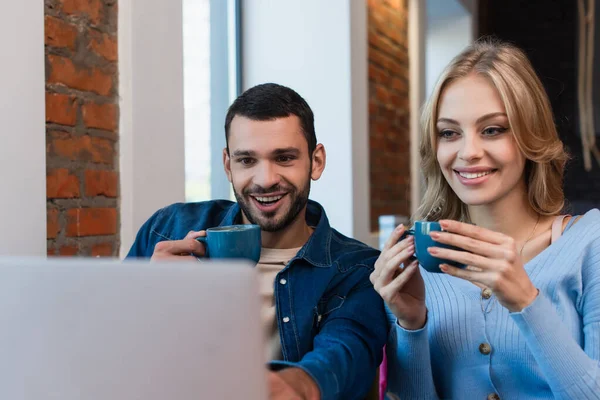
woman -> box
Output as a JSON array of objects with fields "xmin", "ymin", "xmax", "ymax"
[{"xmin": 371, "ymin": 39, "xmax": 600, "ymax": 399}]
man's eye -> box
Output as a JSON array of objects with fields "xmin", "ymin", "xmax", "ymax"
[
  {"xmin": 239, "ymin": 158, "xmax": 255, "ymax": 166},
  {"xmin": 276, "ymin": 155, "xmax": 295, "ymax": 163}
]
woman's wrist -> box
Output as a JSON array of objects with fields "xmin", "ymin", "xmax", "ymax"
[
  {"xmin": 397, "ymin": 308, "xmax": 427, "ymax": 330},
  {"xmin": 508, "ymin": 286, "xmax": 539, "ymax": 312}
]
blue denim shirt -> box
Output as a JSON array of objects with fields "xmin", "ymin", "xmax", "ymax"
[{"xmin": 127, "ymin": 200, "xmax": 387, "ymax": 400}]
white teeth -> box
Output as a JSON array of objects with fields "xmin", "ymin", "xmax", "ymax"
[
  {"xmin": 255, "ymin": 195, "xmax": 283, "ymax": 202},
  {"xmin": 458, "ymin": 171, "xmax": 493, "ymax": 179}
]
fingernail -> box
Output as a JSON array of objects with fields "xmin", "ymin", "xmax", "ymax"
[
  {"xmin": 408, "ymin": 245, "xmax": 415, "ymax": 252},
  {"xmin": 440, "ymin": 264, "xmax": 448, "ymax": 272},
  {"xmin": 440, "ymin": 220, "xmax": 449, "ymax": 229},
  {"xmin": 430, "ymin": 232, "xmax": 440, "ymax": 239},
  {"xmin": 396, "ymin": 224, "xmax": 404, "ymax": 232},
  {"xmin": 428, "ymin": 247, "xmax": 438, "ymax": 255}
]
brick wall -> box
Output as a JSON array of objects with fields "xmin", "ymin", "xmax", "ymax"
[
  {"xmin": 367, "ymin": 0, "xmax": 411, "ymax": 232},
  {"xmin": 479, "ymin": 0, "xmax": 600, "ymax": 214},
  {"xmin": 45, "ymin": 0, "xmax": 119, "ymax": 257}
]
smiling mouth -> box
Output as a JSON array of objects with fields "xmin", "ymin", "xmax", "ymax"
[
  {"xmin": 251, "ymin": 194, "xmax": 286, "ymax": 205},
  {"xmin": 454, "ymin": 170, "xmax": 497, "ymax": 179}
]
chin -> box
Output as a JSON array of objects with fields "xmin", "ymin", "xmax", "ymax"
[
  {"xmin": 258, "ymin": 217, "xmax": 289, "ymax": 232},
  {"xmin": 454, "ymin": 190, "xmax": 501, "ymax": 207},
  {"xmin": 251, "ymin": 210, "xmax": 286, "ymax": 228}
]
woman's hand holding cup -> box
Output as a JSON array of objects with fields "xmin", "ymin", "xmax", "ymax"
[{"xmin": 370, "ymin": 224, "xmax": 427, "ymax": 330}]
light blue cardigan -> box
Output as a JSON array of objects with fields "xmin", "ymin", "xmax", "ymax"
[{"xmin": 386, "ymin": 209, "xmax": 600, "ymax": 399}]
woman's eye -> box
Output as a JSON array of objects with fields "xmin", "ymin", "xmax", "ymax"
[
  {"xmin": 438, "ymin": 130, "xmax": 457, "ymax": 139},
  {"xmin": 482, "ymin": 127, "xmax": 507, "ymax": 136}
]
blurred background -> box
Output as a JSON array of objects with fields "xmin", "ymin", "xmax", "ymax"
[{"xmin": 1, "ymin": 0, "xmax": 597, "ymax": 258}]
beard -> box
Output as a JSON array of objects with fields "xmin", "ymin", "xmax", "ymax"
[{"xmin": 233, "ymin": 177, "xmax": 311, "ymax": 232}]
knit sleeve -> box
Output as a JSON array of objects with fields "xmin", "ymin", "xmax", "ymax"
[
  {"xmin": 510, "ymin": 235, "xmax": 600, "ymax": 399},
  {"xmin": 385, "ymin": 311, "xmax": 440, "ymax": 399}
]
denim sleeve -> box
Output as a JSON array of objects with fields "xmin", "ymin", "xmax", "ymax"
[
  {"xmin": 269, "ymin": 280, "xmax": 388, "ymax": 400},
  {"xmin": 125, "ymin": 209, "xmax": 164, "ymax": 259}
]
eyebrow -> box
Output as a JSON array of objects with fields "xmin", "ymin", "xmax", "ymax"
[
  {"xmin": 437, "ymin": 112, "xmax": 508, "ymax": 125},
  {"xmin": 272, "ymin": 147, "xmax": 300, "ymax": 156},
  {"xmin": 231, "ymin": 150, "xmax": 256, "ymax": 157},
  {"xmin": 231, "ymin": 147, "xmax": 300, "ymax": 157}
]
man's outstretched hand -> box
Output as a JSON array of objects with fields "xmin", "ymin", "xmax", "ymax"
[{"xmin": 268, "ymin": 368, "xmax": 320, "ymax": 400}]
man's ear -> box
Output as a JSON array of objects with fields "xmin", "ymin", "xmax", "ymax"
[
  {"xmin": 310, "ymin": 144, "xmax": 326, "ymax": 181},
  {"xmin": 223, "ymin": 148, "xmax": 233, "ymax": 182}
]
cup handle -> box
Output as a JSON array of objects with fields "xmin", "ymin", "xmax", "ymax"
[
  {"xmin": 196, "ymin": 236, "xmax": 209, "ymax": 258},
  {"xmin": 399, "ymin": 229, "xmax": 415, "ymax": 240}
]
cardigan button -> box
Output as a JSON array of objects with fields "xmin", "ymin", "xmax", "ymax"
[{"xmin": 479, "ymin": 342, "xmax": 492, "ymax": 355}]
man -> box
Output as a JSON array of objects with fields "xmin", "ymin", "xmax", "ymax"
[{"xmin": 127, "ymin": 83, "xmax": 387, "ymax": 400}]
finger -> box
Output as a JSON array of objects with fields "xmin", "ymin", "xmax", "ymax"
[
  {"xmin": 154, "ymin": 238, "xmax": 205, "ymax": 256},
  {"xmin": 439, "ymin": 220, "xmax": 506, "ymax": 245},
  {"xmin": 369, "ymin": 270, "xmax": 376, "ymax": 285},
  {"xmin": 429, "ymin": 231, "xmax": 505, "ymax": 259},
  {"xmin": 186, "ymin": 231, "xmax": 207, "ymax": 256},
  {"xmin": 383, "ymin": 224, "xmax": 407, "ymax": 252},
  {"xmin": 439, "ymin": 263, "xmax": 492, "ymax": 286},
  {"xmin": 386, "ymin": 243, "xmax": 416, "ymax": 273},
  {"xmin": 371, "ymin": 258, "xmax": 384, "ymax": 282},
  {"xmin": 373, "ymin": 238, "xmax": 415, "ymax": 286},
  {"xmin": 373, "ymin": 235, "xmax": 413, "ymax": 275},
  {"xmin": 384, "ymin": 235, "xmax": 415, "ymax": 262},
  {"xmin": 428, "ymin": 246, "xmax": 499, "ymax": 270},
  {"xmin": 376, "ymin": 244, "xmax": 415, "ymax": 289},
  {"xmin": 381, "ymin": 261, "xmax": 420, "ymax": 299},
  {"xmin": 185, "ymin": 230, "xmax": 206, "ymax": 240},
  {"xmin": 465, "ymin": 265, "xmax": 484, "ymax": 272}
]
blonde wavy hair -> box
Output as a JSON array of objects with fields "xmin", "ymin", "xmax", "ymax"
[{"xmin": 415, "ymin": 39, "xmax": 569, "ymax": 223}]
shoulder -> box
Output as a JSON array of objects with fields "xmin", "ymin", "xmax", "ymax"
[
  {"xmin": 581, "ymin": 209, "xmax": 600, "ymax": 256},
  {"xmin": 146, "ymin": 200, "xmax": 236, "ymax": 240},
  {"xmin": 328, "ymin": 229, "xmax": 381, "ymax": 270},
  {"xmin": 567, "ymin": 209, "xmax": 600, "ymax": 281},
  {"xmin": 563, "ymin": 210, "xmax": 600, "ymax": 308},
  {"xmin": 570, "ymin": 209, "xmax": 600, "ymax": 242}
]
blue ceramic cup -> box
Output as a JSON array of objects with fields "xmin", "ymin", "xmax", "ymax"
[
  {"xmin": 401, "ymin": 221, "xmax": 466, "ymax": 273},
  {"xmin": 196, "ymin": 224, "xmax": 261, "ymax": 264}
]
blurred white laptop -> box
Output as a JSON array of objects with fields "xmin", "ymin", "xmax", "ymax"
[{"xmin": 0, "ymin": 257, "xmax": 267, "ymax": 400}]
